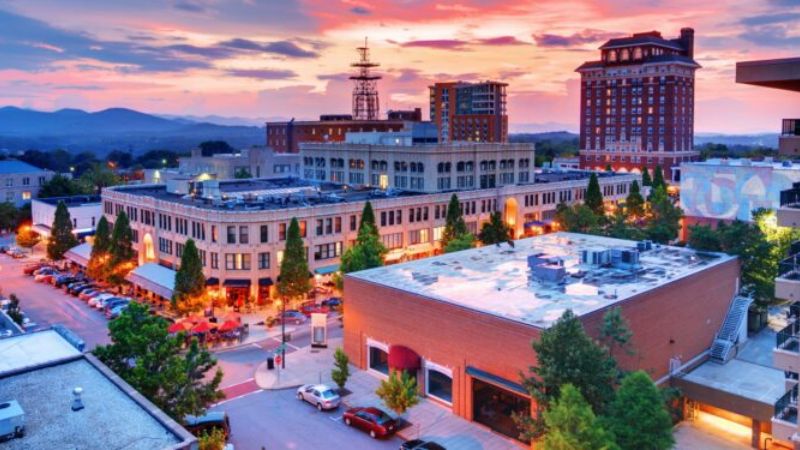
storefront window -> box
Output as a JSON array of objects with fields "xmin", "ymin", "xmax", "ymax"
[
  {"xmin": 368, "ymin": 346, "xmax": 389, "ymax": 375},
  {"xmin": 427, "ymin": 368, "xmax": 452, "ymax": 404},
  {"xmin": 472, "ymin": 378, "xmax": 530, "ymax": 442}
]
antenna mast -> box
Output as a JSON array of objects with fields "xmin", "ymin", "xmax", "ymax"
[{"xmin": 350, "ymin": 37, "xmax": 381, "ymax": 121}]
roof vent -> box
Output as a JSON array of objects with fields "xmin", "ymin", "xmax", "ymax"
[
  {"xmin": 71, "ymin": 387, "xmax": 84, "ymax": 412},
  {"xmin": 0, "ymin": 400, "xmax": 25, "ymax": 440}
]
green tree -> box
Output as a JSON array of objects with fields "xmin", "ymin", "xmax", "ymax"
[
  {"xmin": 38, "ymin": 174, "xmax": 89, "ymax": 198},
  {"xmin": 277, "ymin": 218, "xmax": 311, "ymax": 302},
  {"xmin": 478, "ymin": 211, "xmax": 512, "ymax": 246},
  {"xmin": 94, "ymin": 303, "xmax": 224, "ymax": 422},
  {"xmin": 6, "ymin": 294, "xmax": 23, "ymax": 326},
  {"xmin": 600, "ymin": 307, "xmax": 634, "ymax": 361},
  {"xmin": 604, "ymin": 210, "xmax": 645, "ymax": 241},
  {"xmin": 646, "ymin": 187, "xmax": 683, "ymax": 244},
  {"xmin": 625, "ymin": 181, "xmax": 644, "ymax": 219},
  {"xmin": 0, "ymin": 202, "xmax": 18, "ymax": 232},
  {"xmin": 717, "ymin": 220, "xmax": 775, "ymax": 307},
  {"xmin": 47, "ymin": 201, "xmax": 79, "ymax": 260},
  {"xmin": 234, "ymin": 168, "xmax": 252, "ymax": 179},
  {"xmin": 687, "ymin": 224, "xmax": 722, "ymax": 251},
  {"xmin": 375, "ymin": 370, "xmax": 419, "ymax": 415},
  {"xmin": 79, "ymin": 162, "xmax": 121, "ymax": 194},
  {"xmin": 359, "ymin": 201, "xmax": 379, "ymax": 239},
  {"xmin": 640, "ymin": 167, "xmax": 652, "ymax": 187},
  {"xmin": 441, "ymin": 194, "xmax": 469, "ymax": 249},
  {"xmin": 604, "ymin": 163, "xmax": 613, "ymax": 172},
  {"xmin": 585, "ymin": 173, "xmax": 604, "ymax": 216},
  {"xmin": 516, "ymin": 310, "xmax": 617, "ymax": 439},
  {"xmin": 108, "ymin": 211, "xmax": 135, "ymax": 285},
  {"xmin": 331, "ymin": 347, "xmax": 351, "ymax": 391},
  {"xmin": 172, "ymin": 239, "xmax": 206, "ymax": 313},
  {"xmin": 87, "ymin": 216, "xmax": 112, "ymax": 281},
  {"xmin": 542, "ymin": 384, "xmax": 619, "ymax": 450},
  {"xmin": 444, "ymin": 232, "xmax": 475, "ymax": 253},
  {"xmin": 339, "ymin": 223, "xmax": 386, "ymax": 275},
  {"xmin": 651, "ymin": 165, "xmax": 666, "ymax": 192},
  {"xmin": 15, "ymin": 226, "xmax": 40, "ymax": 249},
  {"xmin": 604, "ymin": 371, "xmax": 674, "ymax": 450},
  {"xmin": 198, "ymin": 428, "xmax": 226, "ymax": 450},
  {"xmin": 555, "ymin": 203, "xmax": 600, "ymax": 234}
]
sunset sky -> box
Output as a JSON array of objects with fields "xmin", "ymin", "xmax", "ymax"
[{"xmin": 0, "ymin": 0, "xmax": 798, "ymax": 133}]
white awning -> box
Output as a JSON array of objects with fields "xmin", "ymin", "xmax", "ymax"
[
  {"xmin": 65, "ymin": 243, "xmax": 92, "ymax": 268},
  {"xmin": 126, "ymin": 263, "xmax": 175, "ymax": 299}
]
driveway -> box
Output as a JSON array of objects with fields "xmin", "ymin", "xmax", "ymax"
[{"xmin": 0, "ymin": 253, "xmax": 110, "ymax": 349}]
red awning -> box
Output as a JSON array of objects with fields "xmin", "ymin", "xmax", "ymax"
[{"xmin": 388, "ymin": 345, "xmax": 420, "ymax": 372}]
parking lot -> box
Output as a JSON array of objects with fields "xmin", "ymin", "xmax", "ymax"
[{"xmin": 0, "ymin": 252, "xmax": 111, "ymax": 348}]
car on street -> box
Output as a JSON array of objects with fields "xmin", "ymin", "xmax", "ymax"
[
  {"xmin": 23, "ymin": 263, "xmax": 46, "ymax": 275},
  {"xmin": 296, "ymin": 384, "xmax": 341, "ymax": 411},
  {"xmin": 273, "ymin": 310, "xmax": 307, "ymax": 325},
  {"xmin": 107, "ymin": 304, "xmax": 129, "ymax": 319},
  {"xmin": 102, "ymin": 298, "xmax": 130, "ymax": 314},
  {"xmin": 321, "ymin": 297, "xmax": 343, "ymax": 309},
  {"xmin": 343, "ymin": 407, "xmax": 397, "ymax": 439},
  {"xmin": 55, "ymin": 275, "xmax": 81, "ymax": 288},
  {"xmin": 300, "ymin": 301, "xmax": 330, "ymax": 317},
  {"xmin": 90, "ymin": 293, "xmax": 116, "ymax": 308},
  {"xmin": 79, "ymin": 289, "xmax": 102, "ymax": 301},
  {"xmin": 35, "ymin": 272, "xmax": 59, "ymax": 284},
  {"xmin": 400, "ymin": 439, "xmax": 447, "ymax": 450},
  {"xmin": 70, "ymin": 284, "xmax": 95, "ymax": 296},
  {"xmin": 185, "ymin": 412, "xmax": 231, "ymax": 439}
]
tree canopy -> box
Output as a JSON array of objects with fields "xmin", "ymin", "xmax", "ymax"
[
  {"xmin": 46, "ymin": 200, "xmax": 78, "ymax": 260},
  {"xmin": 359, "ymin": 201, "xmax": 379, "ymax": 239},
  {"xmin": 94, "ymin": 303, "xmax": 224, "ymax": 422},
  {"xmin": 585, "ymin": 173, "xmax": 604, "ymax": 216},
  {"xmin": 173, "ymin": 239, "xmax": 206, "ymax": 313},
  {"xmin": 542, "ymin": 384, "xmax": 619, "ymax": 450},
  {"xmin": 645, "ymin": 186, "xmax": 682, "ymax": 244},
  {"xmin": 640, "ymin": 167, "xmax": 652, "ymax": 187},
  {"xmin": 108, "ymin": 211, "xmax": 135, "ymax": 285},
  {"xmin": 624, "ymin": 181, "xmax": 644, "ymax": 219},
  {"xmin": 38, "ymin": 174, "xmax": 89, "ymax": 198},
  {"xmin": 478, "ymin": 211, "xmax": 512, "ymax": 246},
  {"xmin": 442, "ymin": 194, "xmax": 473, "ymax": 252},
  {"xmin": 375, "ymin": 370, "xmax": 420, "ymax": 415},
  {"xmin": 87, "ymin": 216, "xmax": 111, "ymax": 281},
  {"xmin": 604, "ymin": 371, "xmax": 674, "ymax": 450},
  {"xmin": 555, "ymin": 203, "xmax": 601, "ymax": 234},
  {"xmin": 277, "ymin": 218, "xmax": 311, "ymax": 301}
]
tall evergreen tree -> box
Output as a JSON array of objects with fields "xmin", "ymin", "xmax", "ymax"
[
  {"xmin": 277, "ymin": 218, "xmax": 311, "ymax": 301},
  {"xmin": 651, "ymin": 165, "xmax": 666, "ymax": 192},
  {"xmin": 173, "ymin": 239, "xmax": 206, "ymax": 313},
  {"xmin": 600, "ymin": 307, "xmax": 634, "ymax": 361},
  {"xmin": 515, "ymin": 310, "xmax": 618, "ymax": 438},
  {"xmin": 442, "ymin": 194, "xmax": 469, "ymax": 248},
  {"xmin": 478, "ymin": 211, "xmax": 512, "ymax": 246},
  {"xmin": 47, "ymin": 200, "xmax": 79, "ymax": 260},
  {"xmin": 359, "ymin": 201, "xmax": 379, "ymax": 239},
  {"xmin": 108, "ymin": 211, "xmax": 135, "ymax": 284},
  {"xmin": 604, "ymin": 371, "xmax": 674, "ymax": 450},
  {"xmin": 87, "ymin": 216, "xmax": 111, "ymax": 280},
  {"xmin": 585, "ymin": 173, "xmax": 604, "ymax": 216},
  {"xmin": 640, "ymin": 167, "xmax": 652, "ymax": 187},
  {"xmin": 625, "ymin": 180, "xmax": 644, "ymax": 219},
  {"xmin": 542, "ymin": 384, "xmax": 619, "ymax": 450}
]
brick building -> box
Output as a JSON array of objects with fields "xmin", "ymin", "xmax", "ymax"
[
  {"xmin": 576, "ymin": 28, "xmax": 700, "ymax": 181},
  {"xmin": 265, "ymin": 109, "xmax": 422, "ymax": 153},
  {"xmin": 429, "ymin": 81, "xmax": 508, "ymax": 144},
  {"xmin": 344, "ymin": 232, "xmax": 739, "ymax": 443}
]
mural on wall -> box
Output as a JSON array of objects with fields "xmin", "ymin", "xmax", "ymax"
[{"xmin": 681, "ymin": 162, "xmax": 800, "ymax": 222}]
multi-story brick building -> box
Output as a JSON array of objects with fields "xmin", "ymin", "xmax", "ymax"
[
  {"xmin": 0, "ymin": 160, "xmax": 56, "ymax": 207},
  {"xmin": 300, "ymin": 124, "xmax": 534, "ymax": 193},
  {"xmin": 343, "ymin": 232, "xmax": 739, "ymax": 443},
  {"xmin": 102, "ymin": 171, "xmax": 637, "ymax": 305},
  {"xmin": 429, "ymin": 81, "xmax": 508, "ymax": 143},
  {"xmin": 576, "ymin": 28, "xmax": 700, "ymax": 181},
  {"xmin": 265, "ymin": 109, "xmax": 423, "ymax": 153}
]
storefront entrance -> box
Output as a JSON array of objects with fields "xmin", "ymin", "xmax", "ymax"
[{"xmin": 472, "ymin": 377, "xmax": 530, "ymax": 442}]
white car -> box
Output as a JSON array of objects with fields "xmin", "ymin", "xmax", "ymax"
[
  {"xmin": 89, "ymin": 293, "xmax": 115, "ymax": 308},
  {"xmin": 296, "ymin": 384, "xmax": 341, "ymax": 411}
]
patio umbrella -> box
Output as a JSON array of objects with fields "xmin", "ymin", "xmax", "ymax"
[
  {"xmin": 168, "ymin": 321, "xmax": 192, "ymax": 334},
  {"xmin": 222, "ymin": 311, "xmax": 241, "ymax": 322},
  {"xmin": 186, "ymin": 314, "xmax": 205, "ymax": 323},
  {"xmin": 191, "ymin": 320, "xmax": 215, "ymax": 334},
  {"xmin": 218, "ymin": 320, "xmax": 240, "ymax": 332}
]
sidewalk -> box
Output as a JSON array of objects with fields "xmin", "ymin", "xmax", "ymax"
[{"xmin": 254, "ymin": 338, "xmax": 521, "ymax": 450}]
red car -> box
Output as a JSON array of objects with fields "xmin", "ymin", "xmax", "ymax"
[
  {"xmin": 343, "ymin": 407, "xmax": 397, "ymax": 439},
  {"xmin": 300, "ymin": 302, "xmax": 330, "ymax": 317}
]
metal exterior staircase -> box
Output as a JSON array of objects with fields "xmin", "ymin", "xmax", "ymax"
[{"xmin": 710, "ymin": 295, "xmax": 753, "ymax": 364}]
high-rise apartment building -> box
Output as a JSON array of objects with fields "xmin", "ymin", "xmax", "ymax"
[
  {"xmin": 576, "ymin": 28, "xmax": 700, "ymax": 181},
  {"xmin": 429, "ymin": 81, "xmax": 508, "ymax": 144}
]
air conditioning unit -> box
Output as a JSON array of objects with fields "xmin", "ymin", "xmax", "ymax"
[
  {"xmin": 611, "ymin": 248, "xmax": 640, "ymax": 269},
  {"xmin": 581, "ymin": 248, "xmax": 610, "ymax": 266},
  {"xmin": 0, "ymin": 400, "xmax": 25, "ymax": 442}
]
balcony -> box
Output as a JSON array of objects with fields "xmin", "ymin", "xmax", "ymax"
[
  {"xmin": 780, "ymin": 119, "xmax": 800, "ymax": 157},
  {"xmin": 773, "ymin": 384, "xmax": 799, "ymax": 442},
  {"xmin": 779, "ymin": 186, "xmax": 800, "ymax": 227},
  {"xmin": 776, "ymin": 319, "xmax": 800, "ymax": 373},
  {"xmin": 777, "ymin": 248, "xmax": 800, "ymax": 301}
]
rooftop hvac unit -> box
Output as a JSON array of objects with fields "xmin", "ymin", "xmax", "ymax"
[
  {"xmin": 166, "ymin": 178, "xmax": 190, "ymax": 195},
  {"xmin": 0, "ymin": 400, "xmax": 25, "ymax": 441},
  {"xmin": 611, "ymin": 248, "xmax": 640, "ymax": 269},
  {"xmin": 636, "ymin": 240, "xmax": 653, "ymax": 252},
  {"xmin": 581, "ymin": 248, "xmax": 610, "ymax": 266},
  {"xmin": 200, "ymin": 180, "xmax": 221, "ymax": 199}
]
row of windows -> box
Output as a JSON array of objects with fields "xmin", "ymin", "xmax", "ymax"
[{"xmin": 3, "ymin": 176, "xmax": 46, "ymax": 187}]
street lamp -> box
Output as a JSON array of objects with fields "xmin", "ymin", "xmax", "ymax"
[{"xmin": 281, "ymin": 296, "xmax": 286, "ymax": 369}]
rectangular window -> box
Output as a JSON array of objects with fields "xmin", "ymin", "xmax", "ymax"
[
  {"xmin": 211, "ymin": 252, "xmax": 219, "ymax": 269},
  {"xmin": 258, "ymin": 252, "xmax": 270, "ymax": 269},
  {"xmin": 239, "ymin": 226, "xmax": 249, "ymax": 244},
  {"xmin": 260, "ymin": 225, "xmax": 268, "ymax": 243},
  {"xmin": 225, "ymin": 253, "xmax": 236, "ymax": 270},
  {"xmin": 350, "ymin": 215, "xmax": 357, "ymax": 231},
  {"xmin": 227, "ymin": 226, "xmax": 236, "ymax": 244},
  {"xmin": 381, "ymin": 232, "xmax": 403, "ymax": 249},
  {"xmin": 211, "ymin": 225, "xmax": 218, "ymax": 243},
  {"xmin": 279, "ymin": 223, "xmax": 287, "ymax": 241},
  {"xmin": 314, "ymin": 242, "xmax": 342, "ymax": 260}
]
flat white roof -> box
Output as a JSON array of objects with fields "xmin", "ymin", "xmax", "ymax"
[
  {"xmin": 349, "ymin": 232, "xmax": 735, "ymax": 328},
  {"xmin": 685, "ymin": 158, "xmax": 800, "ymax": 171},
  {"xmin": 0, "ymin": 329, "xmax": 81, "ymax": 373}
]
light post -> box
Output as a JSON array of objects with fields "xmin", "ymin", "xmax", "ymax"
[{"xmin": 281, "ymin": 296, "xmax": 286, "ymax": 369}]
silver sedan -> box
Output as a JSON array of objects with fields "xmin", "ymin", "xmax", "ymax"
[{"xmin": 296, "ymin": 384, "xmax": 341, "ymax": 411}]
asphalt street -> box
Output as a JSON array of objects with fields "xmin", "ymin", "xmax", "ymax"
[{"xmin": 212, "ymin": 389, "xmax": 402, "ymax": 450}]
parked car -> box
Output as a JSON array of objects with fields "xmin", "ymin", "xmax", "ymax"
[
  {"xmin": 79, "ymin": 289, "xmax": 103, "ymax": 301},
  {"xmin": 401, "ymin": 440, "xmax": 447, "ymax": 450},
  {"xmin": 55, "ymin": 275, "xmax": 80, "ymax": 288},
  {"xmin": 103, "ymin": 298, "xmax": 130, "ymax": 314},
  {"xmin": 343, "ymin": 407, "xmax": 397, "ymax": 439},
  {"xmin": 107, "ymin": 304, "xmax": 129, "ymax": 319},
  {"xmin": 299, "ymin": 301, "xmax": 330, "ymax": 317},
  {"xmin": 35, "ymin": 273, "xmax": 58, "ymax": 284},
  {"xmin": 184, "ymin": 412, "xmax": 231, "ymax": 439},
  {"xmin": 70, "ymin": 284, "xmax": 95, "ymax": 296},
  {"xmin": 90, "ymin": 293, "xmax": 116, "ymax": 308},
  {"xmin": 321, "ymin": 297, "xmax": 343, "ymax": 309},
  {"xmin": 296, "ymin": 384, "xmax": 341, "ymax": 411},
  {"xmin": 273, "ymin": 310, "xmax": 307, "ymax": 325},
  {"xmin": 10, "ymin": 250, "xmax": 26, "ymax": 259},
  {"xmin": 23, "ymin": 264, "xmax": 45, "ymax": 276}
]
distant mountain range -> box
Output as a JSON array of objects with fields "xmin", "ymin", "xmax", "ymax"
[
  {"xmin": 0, "ymin": 106, "xmax": 780, "ymax": 155},
  {"xmin": 0, "ymin": 106, "xmax": 264, "ymax": 155}
]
